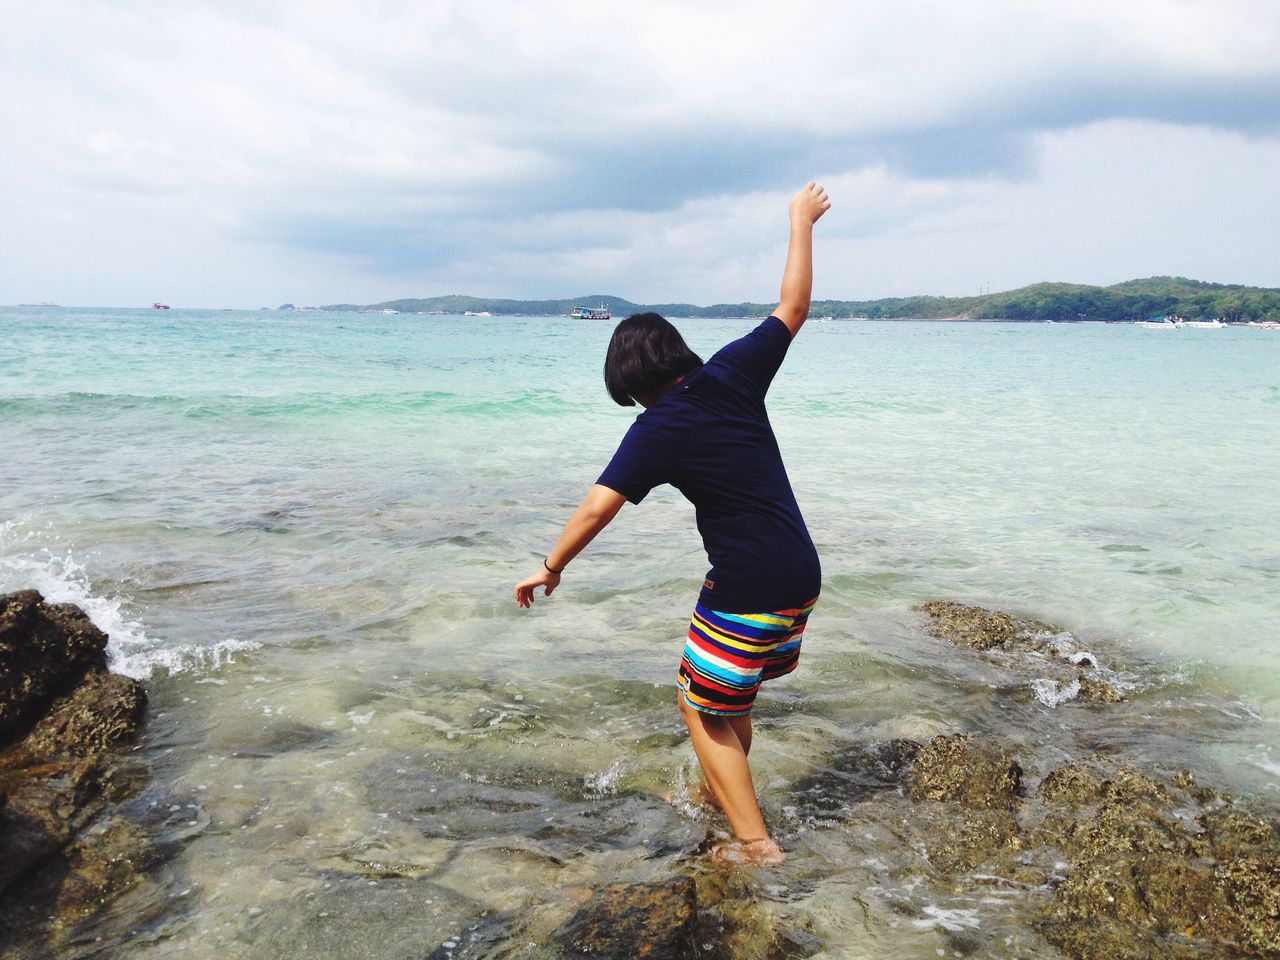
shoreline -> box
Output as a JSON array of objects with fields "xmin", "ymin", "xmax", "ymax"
[
  {"xmin": 4, "ymin": 591, "xmax": 1277, "ymax": 958},
  {"xmin": 10, "ymin": 303, "xmax": 1280, "ymax": 326}
]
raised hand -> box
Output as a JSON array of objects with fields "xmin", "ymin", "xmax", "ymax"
[
  {"xmin": 775, "ymin": 182, "xmax": 830, "ymax": 336},
  {"xmin": 789, "ymin": 181, "xmax": 830, "ymax": 226}
]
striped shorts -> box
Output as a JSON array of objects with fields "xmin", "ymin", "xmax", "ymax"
[{"xmin": 677, "ymin": 598, "xmax": 818, "ymax": 716}]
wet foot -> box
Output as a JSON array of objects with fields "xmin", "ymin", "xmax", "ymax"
[{"xmin": 708, "ymin": 837, "xmax": 785, "ymax": 866}]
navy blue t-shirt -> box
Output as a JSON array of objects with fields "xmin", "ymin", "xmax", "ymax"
[{"xmin": 596, "ymin": 316, "xmax": 820, "ymax": 613}]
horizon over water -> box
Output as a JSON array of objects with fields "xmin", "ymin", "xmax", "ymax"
[{"xmin": 2, "ymin": 305, "xmax": 1278, "ymax": 958}]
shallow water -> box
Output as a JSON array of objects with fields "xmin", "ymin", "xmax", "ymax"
[{"xmin": 2, "ymin": 307, "xmax": 1278, "ymax": 957}]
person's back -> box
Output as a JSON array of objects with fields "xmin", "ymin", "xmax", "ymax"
[{"xmin": 598, "ymin": 315, "xmax": 821, "ymax": 613}]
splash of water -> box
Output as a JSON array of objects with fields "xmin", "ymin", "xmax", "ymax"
[
  {"xmin": 1029, "ymin": 677, "xmax": 1081, "ymax": 708},
  {"xmin": 0, "ymin": 521, "xmax": 259, "ymax": 679}
]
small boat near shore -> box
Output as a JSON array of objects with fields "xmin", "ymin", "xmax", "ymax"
[
  {"xmin": 570, "ymin": 303, "xmax": 611, "ymax": 320},
  {"xmin": 1181, "ymin": 318, "xmax": 1224, "ymax": 329},
  {"xmin": 1136, "ymin": 315, "xmax": 1180, "ymax": 329}
]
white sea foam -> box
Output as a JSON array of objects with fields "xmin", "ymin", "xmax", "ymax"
[
  {"xmin": 1030, "ymin": 677, "xmax": 1081, "ymax": 708},
  {"xmin": 911, "ymin": 904, "xmax": 982, "ymax": 931},
  {"xmin": 1042, "ymin": 630, "xmax": 1101, "ymax": 669},
  {"xmin": 0, "ymin": 525, "xmax": 259, "ymax": 679}
]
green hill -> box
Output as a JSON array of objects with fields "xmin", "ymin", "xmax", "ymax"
[{"xmin": 318, "ymin": 276, "xmax": 1280, "ymax": 323}]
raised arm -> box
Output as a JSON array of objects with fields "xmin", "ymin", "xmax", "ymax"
[
  {"xmin": 773, "ymin": 181, "xmax": 831, "ymax": 338},
  {"xmin": 514, "ymin": 483, "xmax": 627, "ymax": 607}
]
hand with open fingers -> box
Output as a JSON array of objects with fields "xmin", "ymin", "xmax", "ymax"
[
  {"xmin": 514, "ymin": 568, "xmax": 560, "ymax": 608},
  {"xmin": 789, "ymin": 181, "xmax": 830, "ymax": 225}
]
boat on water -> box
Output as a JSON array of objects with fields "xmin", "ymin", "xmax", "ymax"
[
  {"xmin": 1181, "ymin": 318, "xmax": 1225, "ymax": 329},
  {"xmin": 1136, "ymin": 315, "xmax": 1180, "ymax": 329},
  {"xmin": 152, "ymin": 302, "xmax": 170, "ymax": 310},
  {"xmin": 463, "ymin": 310, "xmax": 492, "ymax": 317},
  {"xmin": 570, "ymin": 303, "xmax": 612, "ymax": 320}
]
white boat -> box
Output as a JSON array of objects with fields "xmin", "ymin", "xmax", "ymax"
[
  {"xmin": 463, "ymin": 310, "xmax": 493, "ymax": 317},
  {"xmin": 1136, "ymin": 316, "xmax": 1181, "ymax": 329},
  {"xmin": 1181, "ymin": 318, "xmax": 1224, "ymax": 328},
  {"xmin": 570, "ymin": 303, "xmax": 611, "ymax": 320}
]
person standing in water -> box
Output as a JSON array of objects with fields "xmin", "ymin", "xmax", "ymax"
[{"xmin": 514, "ymin": 181, "xmax": 830, "ymax": 864}]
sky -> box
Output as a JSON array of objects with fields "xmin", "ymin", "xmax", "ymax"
[{"xmin": 2, "ymin": 1, "xmax": 1279, "ymax": 308}]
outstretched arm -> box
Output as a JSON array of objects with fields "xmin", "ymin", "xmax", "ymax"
[
  {"xmin": 514, "ymin": 484, "xmax": 627, "ymax": 607},
  {"xmin": 773, "ymin": 181, "xmax": 831, "ymax": 338}
]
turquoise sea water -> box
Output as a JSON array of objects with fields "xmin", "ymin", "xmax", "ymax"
[{"xmin": 2, "ymin": 306, "xmax": 1278, "ymax": 957}]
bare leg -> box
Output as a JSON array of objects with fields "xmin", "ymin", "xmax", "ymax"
[
  {"xmin": 729, "ymin": 712, "xmax": 752, "ymax": 756},
  {"xmin": 678, "ymin": 696, "xmax": 783, "ymax": 864},
  {"xmin": 688, "ymin": 713, "xmax": 751, "ymax": 810}
]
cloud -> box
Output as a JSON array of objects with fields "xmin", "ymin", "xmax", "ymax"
[{"xmin": 2, "ymin": 1, "xmax": 1279, "ymax": 305}]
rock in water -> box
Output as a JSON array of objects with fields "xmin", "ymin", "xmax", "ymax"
[
  {"xmin": 916, "ymin": 599, "xmax": 1126, "ymax": 703},
  {"xmin": 0, "ymin": 590, "xmax": 150, "ymax": 953},
  {"xmin": 909, "ymin": 733, "xmax": 1023, "ymax": 810},
  {"xmin": 915, "ymin": 600, "xmax": 1051, "ymax": 650},
  {"xmin": 1038, "ymin": 763, "xmax": 1280, "ymax": 958},
  {"xmin": 894, "ymin": 734, "xmax": 1280, "ymax": 958},
  {"xmin": 0, "ymin": 590, "xmax": 116, "ymax": 741},
  {"xmin": 555, "ymin": 879, "xmax": 698, "ymax": 959},
  {"xmin": 17, "ymin": 669, "xmax": 146, "ymax": 760}
]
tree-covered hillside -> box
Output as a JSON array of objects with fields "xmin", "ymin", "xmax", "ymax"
[
  {"xmin": 816, "ymin": 277, "xmax": 1280, "ymax": 321},
  {"xmin": 319, "ymin": 276, "xmax": 1280, "ymax": 322}
]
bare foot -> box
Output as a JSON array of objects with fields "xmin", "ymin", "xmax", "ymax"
[{"xmin": 708, "ymin": 837, "xmax": 785, "ymax": 866}]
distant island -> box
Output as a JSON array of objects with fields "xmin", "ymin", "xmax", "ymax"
[{"xmin": 298, "ymin": 276, "xmax": 1280, "ymax": 323}]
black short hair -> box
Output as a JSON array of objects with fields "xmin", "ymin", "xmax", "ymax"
[{"xmin": 603, "ymin": 313, "xmax": 703, "ymax": 406}]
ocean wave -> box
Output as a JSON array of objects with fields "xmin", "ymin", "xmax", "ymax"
[
  {"xmin": 0, "ymin": 388, "xmax": 587, "ymax": 420},
  {"xmin": 0, "ymin": 522, "xmax": 260, "ymax": 680}
]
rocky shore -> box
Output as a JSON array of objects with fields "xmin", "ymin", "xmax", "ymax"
[
  {"xmin": 2, "ymin": 592, "xmax": 1276, "ymax": 959},
  {"xmin": 0, "ymin": 590, "xmax": 151, "ymax": 954},
  {"xmin": 433, "ymin": 601, "xmax": 1279, "ymax": 959},
  {"xmin": 420, "ymin": 728, "xmax": 1277, "ymax": 959}
]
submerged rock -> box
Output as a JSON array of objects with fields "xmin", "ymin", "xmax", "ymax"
[
  {"xmin": 915, "ymin": 599, "xmax": 1052, "ymax": 651},
  {"xmin": 0, "ymin": 590, "xmax": 150, "ymax": 953},
  {"xmin": 1034, "ymin": 757, "xmax": 1274, "ymax": 957},
  {"xmin": 908, "ymin": 733, "xmax": 1024, "ymax": 810},
  {"xmin": 1041, "ymin": 794, "xmax": 1268, "ymax": 957},
  {"xmin": 1076, "ymin": 672, "xmax": 1125, "ymax": 703},
  {"xmin": 917, "ymin": 599, "xmax": 1127, "ymax": 704},
  {"xmin": 467, "ymin": 868, "xmax": 815, "ymax": 960},
  {"xmin": 252, "ymin": 872, "xmax": 491, "ymax": 960},
  {"xmin": 889, "ymin": 732, "xmax": 1280, "ymax": 958},
  {"xmin": 1041, "ymin": 781, "xmax": 1280, "ymax": 958},
  {"xmin": 555, "ymin": 878, "xmax": 698, "ymax": 959},
  {"xmin": 0, "ymin": 590, "xmax": 118, "ymax": 740},
  {"xmin": 1036, "ymin": 761, "xmax": 1169, "ymax": 810},
  {"xmin": 898, "ymin": 735, "xmax": 1030, "ymax": 876},
  {"xmin": 788, "ymin": 738, "xmax": 919, "ymax": 818}
]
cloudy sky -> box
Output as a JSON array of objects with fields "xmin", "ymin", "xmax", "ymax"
[{"xmin": 3, "ymin": 1, "xmax": 1279, "ymax": 308}]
